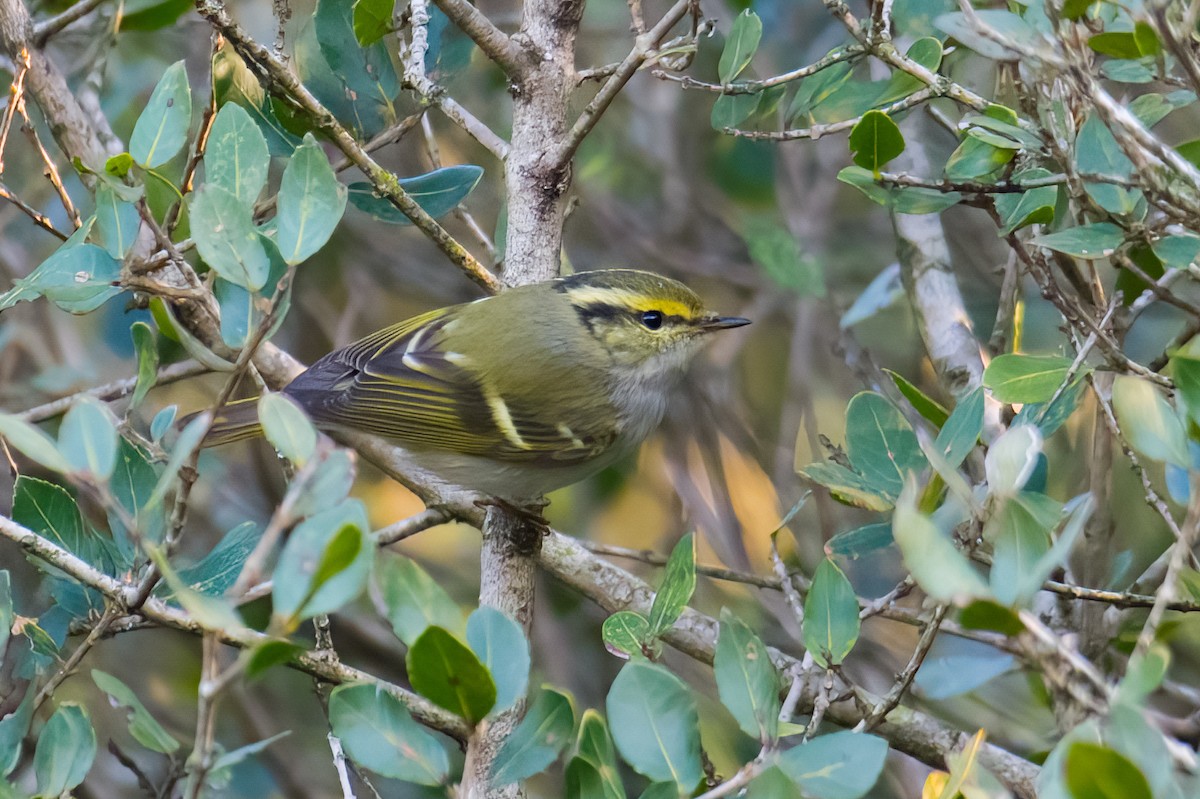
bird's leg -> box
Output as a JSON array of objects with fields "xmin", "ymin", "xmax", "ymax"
[{"xmin": 474, "ymin": 496, "xmax": 551, "ymax": 539}]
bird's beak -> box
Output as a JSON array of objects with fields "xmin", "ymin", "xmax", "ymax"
[{"xmin": 700, "ymin": 315, "xmax": 752, "ymax": 331}]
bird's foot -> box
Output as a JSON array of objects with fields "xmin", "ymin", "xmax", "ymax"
[{"xmin": 474, "ymin": 496, "xmax": 551, "ymax": 537}]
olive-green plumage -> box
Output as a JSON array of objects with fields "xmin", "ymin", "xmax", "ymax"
[{"xmin": 201, "ymin": 269, "xmax": 748, "ymax": 500}]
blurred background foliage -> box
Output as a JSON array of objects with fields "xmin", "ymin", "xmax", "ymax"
[{"xmin": 2, "ymin": 0, "xmax": 1200, "ymax": 795}]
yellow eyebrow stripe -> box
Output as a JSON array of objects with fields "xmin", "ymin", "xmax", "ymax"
[{"xmin": 563, "ymin": 286, "xmax": 695, "ymax": 319}]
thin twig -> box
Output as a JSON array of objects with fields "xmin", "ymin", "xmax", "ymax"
[
  {"xmin": 32, "ymin": 0, "xmax": 107, "ymax": 44},
  {"xmin": 16, "ymin": 361, "xmax": 208, "ymax": 422},
  {"xmin": 859, "ymin": 604, "xmax": 947, "ymax": 731}
]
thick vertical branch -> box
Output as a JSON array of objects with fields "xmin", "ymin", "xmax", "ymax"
[
  {"xmin": 464, "ymin": 1, "xmax": 586, "ymax": 797},
  {"xmin": 889, "ymin": 116, "xmax": 986, "ymax": 404}
]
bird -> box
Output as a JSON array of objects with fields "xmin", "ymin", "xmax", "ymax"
[{"xmin": 196, "ymin": 269, "xmax": 750, "ymax": 505}]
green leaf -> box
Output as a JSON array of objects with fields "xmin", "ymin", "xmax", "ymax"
[
  {"xmin": 118, "ymin": 0, "xmax": 192, "ymax": 30},
  {"xmin": 1076, "ymin": 116, "xmax": 1140, "ymax": 215},
  {"xmin": 93, "ymin": 183, "xmax": 140, "ymax": 259},
  {"xmin": 944, "ymin": 136, "xmax": 1012, "ymax": 180},
  {"xmin": 1153, "ymin": 233, "xmax": 1200, "ymax": 270},
  {"xmin": 893, "ymin": 483, "xmax": 986, "ymax": 602},
  {"xmin": 149, "ymin": 546, "xmax": 245, "ymax": 631},
  {"xmin": 803, "ymin": 558, "xmax": 861, "ymax": 667},
  {"xmin": 935, "ymin": 9, "xmax": 1036, "ymax": 59},
  {"xmin": 647, "ymin": 533, "xmax": 695, "ymax": 637},
  {"xmin": 108, "ymin": 438, "xmax": 164, "ymax": 547},
  {"xmin": 374, "ymin": 552, "xmax": 464, "ymax": 645},
  {"xmin": 206, "ymin": 102, "xmax": 270, "ymax": 208},
  {"xmin": 778, "ymin": 731, "xmax": 888, "ymax": 799},
  {"xmin": 994, "ymin": 169, "xmax": 1058, "ymax": 234},
  {"xmin": 0, "ymin": 414, "xmax": 72, "ymax": 473},
  {"xmin": 934, "ymin": 387, "xmax": 983, "ymax": 469},
  {"xmin": 841, "ymin": 264, "xmax": 903, "ymax": 329},
  {"xmin": 848, "ymin": 110, "xmax": 905, "ymax": 172},
  {"xmin": 289, "ymin": 447, "xmax": 355, "ymax": 519},
  {"xmin": 798, "ymin": 461, "xmax": 895, "ymax": 512},
  {"xmin": 0, "ymin": 242, "xmax": 122, "ymax": 314},
  {"xmin": 493, "ymin": 687, "xmax": 575, "ymax": 784},
  {"xmin": 105, "ymin": 152, "xmax": 134, "ymax": 177},
  {"xmin": 602, "ymin": 610, "xmax": 652, "ymax": 660},
  {"xmin": 607, "ymin": 662, "xmax": 702, "ymax": 791},
  {"xmin": 347, "ymin": 165, "xmax": 485, "ymax": 224},
  {"xmin": 150, "ymin": 406, "xmax": 176, "ymax": 443},
  {"xmin": 987, "ymin": 496, "xmax": 1052, "ymax": 606},
  {"xmin": 715, "ymin": 609, "xmax": 780, "ymax": 742},
  {"xmin": 210, "ymin": 731, "xmax": 291, "ymax": 774},
  {"xmin": 57, "ymin": 397, "xmax": 118, "ymax": 479},
  {"xmin": 0, "ymin": 682, "xmax": 35, "ymax": 776},
  {"xmin": 914, "ymin": 639, "xmax": 1015, "ymax": 698},
  {"xmin": 33, "ymin": 703, "xmax": 96, "ymax": 797},
  {"xmin": 959, "ymin": 599, "xmax": 1024, "ymax": 635},
  {"xmin": 1112, "ymin": 375, "xmax": 1189, "ymax": 467},
  {"xmin": 825, "ymin": 523, "xmax": 894, "ymax": 558},
  {"xmin": 1065, "ymin": 742, "xmax": 1152, "ymax": 799},
  {"xmin": 787, "ymin": 56, "xmax": 854, "ymax": 124},
  {"xmin": 1061, "ymin": 0, "xmax": 1098, "ymax": 20},
  {"xmin": 91, "ymin": 669, "xmax": 180, "ymax": 754},
  {"xmin": 258, "ymin": 393, "xmax": 317, "ymax": 466},
  {"xmin": 12, "ymin": 476, "xmax": 89, "ymax": 559},
  {"xmin": 407, "ymin": 626, "xmax": 496, "ymax": 724},
  {"xmin": 276, "ymin": 133, "xmax": 347, "ymax": 264},
  {"xmin": 213, "ymin": 44, "xmax": 301, "ymax": 156},
  {"xmin": 568, "ymin": 710, "xmax": 625, "ymax": 799},
  {"xmin": 272, "ymin": 501, "xmax": 373, "ymax": 622},
  {"xmin": 711, "ymin": 92, "xmax": 764, "ymax": 130},
  {"xmin": 985, "ymin": 424, "xmax": 1043, "ymax": 497},
  {"xmin": 1087, "ymin": 32, "xmax": 1141, "ymax": 59},
  {"xmin": 129, "ymin": 61, "xmax": 192, "ymax": 168},
  {"xmin": 148, "ymin": 411, "xmax": 208, "ymax": 508},
  {"xmin": 845, "ymin": 392, "xmax": 927, "ymax": 500},
  {"xmin": 466, "ymin": 606, "xmax": 530, "ymax": 712},
  {"xmin": 984, "ymin": 353, "xmax": 1077, "ymax": 404},
  {"xmin": 885, "ymin": 369, "xmax": 949, "ymax": 426},
  {"xmin": 718, "ymin": 10, "xmax": 763, "ymax": 84},
  {"xmin": 190, "ymin": 184, "xmax": 271, "ymax": 290},
  {"xmin": 129, "ymin": 322, "xmax": 159, "ymax": 410},
  {"xmin": 1116, "ymin": 643, "xmax": 1170, "ymax": 706},
  {"xmin": 299, "ymin": 0, "xmax": 399, "ymax": 139},
  {"xmin": 176, "ymin": 521, "xmax": 260, "ymax": 596},
  {"xmin": 740, "ymin": 214, "xmax": 825, "ymax": 295},
  {"xmin": 329, "ymin": 682, "xmax": 449, "ymax": 785},
  {"xmin": 244, "ymin": 639, "xmax": 305, "ymax": 682},
  {"xmin": 353, "ymin": 0, "xmax": 395, "ymax": 46},
  {"xmin": 0, "ymin": 572, "xmax": 8, "ymax": 656}
]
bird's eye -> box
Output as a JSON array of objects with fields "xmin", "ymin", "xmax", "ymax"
[{"xmin": 640, "ymin": 310, "xmax": 664, "ymax": 330}]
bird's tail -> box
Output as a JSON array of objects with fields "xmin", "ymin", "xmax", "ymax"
[{"xmin": 186, "ymin": 396, "xmax": 264, "ymax": 447}]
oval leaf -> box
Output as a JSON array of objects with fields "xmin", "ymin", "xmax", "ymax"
[
  {"xmin": 130, "ymin": 60, "xmax": 192, "ymax": 168},
  {"xmin": 329, "ymin": 682, "xmax": 448, "ymax": 785},
  {"xmin": 606, "ymin": 662, "xmax": 702, "ymax": 791},
  {"xmin": 778, "ymin": 731, "xmax": 888, "ymax": 799},
  {"xmin": 718, "ymin": 10, "xmax": 763, "ymax": 84},
  {"xmin": 34, "ymin": 703, "xmax": 97, "ymax": 797},
  {"xmin": 406, "ymin": 626, "xmax": 497, "ymax": 724},
  {"xmin": 347, "ymin": 164, "xmax": 484, "ymax": 224},
  {"xmin": 190, "ymin": 184, "xmax": 271, "ymax": 290},
  {"xmin": 715, "ymin": 609, "xmax": 780, "ymax": 742},
  {"xmin": 57, "ymin": 397, "xmax": 119, "ymax": 480},
  {"xmin": 466, "ymin": 606, "xmax": 530, "ymax": 713},
  {"xmin": 206, "ymin": 102, "xmax": 270, "ymax": 207},
  {"xmin": 492, "ymin": 687, "xmax": 575, "ymax": 785},
  {"xmin": 258, "ymin": 392, "xmax": 317, "ymax": 466},
  {"xmin": 849, "ymin": 111, "xmax": 905, "ymax": 171},
  {"xmin": 803, "ymin": 558, "xmax": 861, "ymax": 668},
  {"xmin": 276, "ymin": 133, "xmax": 347, "ymax": 264}
]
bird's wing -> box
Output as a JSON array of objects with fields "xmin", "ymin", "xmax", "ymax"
[{"xmin": 285, "ymin": 309, "xmax": 618, "ymax": 465}]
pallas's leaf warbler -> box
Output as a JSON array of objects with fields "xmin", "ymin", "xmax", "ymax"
[{"xmin": 199, "ymin": 270, "xmax": 749, "ymax": 502}]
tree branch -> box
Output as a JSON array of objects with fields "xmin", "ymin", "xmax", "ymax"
[{"xmin": 431, "ymin": 0, "xmax": 527, "ymax": 79}]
